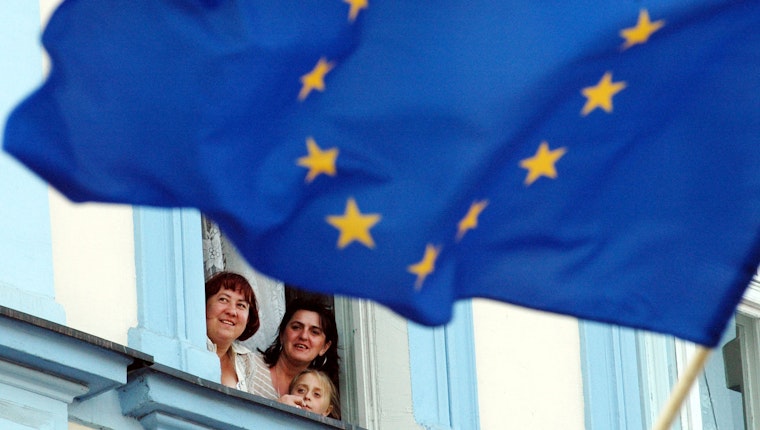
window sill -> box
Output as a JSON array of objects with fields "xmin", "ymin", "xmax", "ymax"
[{"xmin": 0, "ymin": 305, "xmax": 365, "ymax": 430}]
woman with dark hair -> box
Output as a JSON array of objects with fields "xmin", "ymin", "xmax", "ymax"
[
  {"xmin": 205, "ymin": 271, "xmax": 260, "ymax": 392},
  {"xmin": 249, "ymin": 297, "xmax": 340, "ymax": 403}
]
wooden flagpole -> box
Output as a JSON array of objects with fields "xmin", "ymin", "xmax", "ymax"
[{"xmin": 651, "ymin": 346, "xmax": 712, "ymax": 430}]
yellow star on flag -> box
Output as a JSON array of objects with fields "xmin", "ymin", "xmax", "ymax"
[
  {"xmin": 298, "ymin": 57, "xmax": 334, "ymax": 101},
  {"xmin": 581, "ymin": 72, "xmax": 627, "ymax": 116},
  {"xmin": 520, "ymin": 141, "xmax": 566, "ymax": 186},
  {"xmin": 620, "ymin": 9, "xmax": 664, "ymax": 50},
  {"xmin": 297, "ymin": 137, "xmax": 338, "ymax": 183},
  {"xmin": 344, "ymin": 0, "xmax": 368, "ymax": 22},
  {"xmin": 456, "ymin": 200, "xmax": 488, "ymax": 241},
  {"xmin": 326, "ymin": 198, "xmax": 381, "ymax": 249},
  {"xmin": 408, "ymin": 244, "xmax": 441, "ymax": 290}
]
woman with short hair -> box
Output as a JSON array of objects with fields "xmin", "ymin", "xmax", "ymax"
[{"xmin": 205, "ymin": 271, "xmax": 260, "ymax": 392}]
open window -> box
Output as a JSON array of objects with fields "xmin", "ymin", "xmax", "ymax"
[
  {"xmin": 201, "ymin": 218, "xmax": 341, "ymax": 388},
  {"xmin": 200, "ymin": 216, "xmax": 479, "ymax": 428}
]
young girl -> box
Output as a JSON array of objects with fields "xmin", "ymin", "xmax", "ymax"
[{"xmin": 280, "ymin": 369, "xmax": 340, "ymax": 419}]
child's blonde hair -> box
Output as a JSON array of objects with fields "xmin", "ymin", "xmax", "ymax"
[{"xmin": 289, "ymin": 368, "xmax": 341, "ymax": 419}]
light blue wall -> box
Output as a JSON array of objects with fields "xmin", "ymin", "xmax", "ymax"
[{"xmin": 0, "ymin": 0, "xmax": 64, "ymax": 323}]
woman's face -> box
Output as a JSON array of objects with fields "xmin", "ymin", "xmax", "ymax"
[
  {"xmin": 206, "ymin": 287, "xmax": 250, "ymax": 347},
  {"xmin": 281, "ymin": 310, "xmax": 331, "ymax": 366}
]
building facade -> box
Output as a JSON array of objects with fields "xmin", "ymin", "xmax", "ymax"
[{"xmin": 1, "ymin": 1, "xmax": 757, "ymax": 429}]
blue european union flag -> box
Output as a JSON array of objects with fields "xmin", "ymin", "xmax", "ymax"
[{"xmin": 5, "ymin": 0, "xmax": 760, "ymax": 346}]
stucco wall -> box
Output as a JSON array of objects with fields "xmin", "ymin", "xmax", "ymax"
[
  {"xmin": 49, "ymin": 192, "xmax": 137, "ymax": 345},
  {"xmin": 473, "ymin": 299, "xmax": 585, "ymax": 429}
]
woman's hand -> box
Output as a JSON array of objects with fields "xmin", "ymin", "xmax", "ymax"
[{"xmin": 278, "ymin": 394, "xmax": 305, "ymax": 409}]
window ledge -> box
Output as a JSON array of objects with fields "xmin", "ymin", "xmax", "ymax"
[
  {"xmin": 0, "ymin": 305, "xmax": 366, "ymax": 430},
  {"xmin": 0, "ymin": 305, "xmax": 149, "ymax": 399},
  {"xmin": 121, "ymin": 363, "xmax": 364, "ymax": 430}
]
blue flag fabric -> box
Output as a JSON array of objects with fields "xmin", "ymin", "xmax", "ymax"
[{"xmin": 5, "ymin": 0, "xmax": 760, "ymax": 346}]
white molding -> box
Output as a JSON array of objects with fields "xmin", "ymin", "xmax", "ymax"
[
  {"xmin": 336, "ymin": 298, "xmax": 381, "ymax": 428},
  {"xmin": 737, "ymin": 313, "xmax": 760, "ymax": 429},
  {"xmin": 639, "ymin": 333, "xmax": 684, "ymax": 428},
  {"xmin": 738, "ymin": 271, "xmax": 760, "ymax": 428},
  {"xmin": 674, "ymin": 341, "xmax": 703, "ymax": 430},
  {"xmin": 336, "ymin": 298, "xmax": 423, "ymax": 429},
  {"xmin": 738, "ymin": 280, "xmax": 760, "ymax": 318}
]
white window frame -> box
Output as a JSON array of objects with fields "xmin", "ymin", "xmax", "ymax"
[{"xmin": 736, "ymin": 279, "xmax": 760, "ymax": 429}]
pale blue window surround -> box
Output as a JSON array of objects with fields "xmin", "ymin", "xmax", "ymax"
[
  {"xmin": 581, "ymin": 320, "xmax": 746, "ymax": 429},
  {"xmin": 581, "ymin": 322, "xmax": 684, "ymax": 429},
  {"xmin": 579, "ymin": 322, "xmax": 645, "ymax": 429},
  {"xmin": 0, "ymin": 0, "xmax": 65, "ymax": 324},
  {"xmin": 128, "ymin": 207, "xmax": 219, "ymax": 381},
  {"xmin": 409, "ymin": 301, "xmax": 480, "ymax": 430}
]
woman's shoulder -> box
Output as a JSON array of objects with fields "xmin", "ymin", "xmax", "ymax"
[
  {"xmin": 232, "ymin": 342, "xmax": 269, "ymax": 368},
  {"xmin": 244, "ymin": 350, "xmax": 278, "ymax": 399},
  {"xmin": 230, "ymin": 340, "xmax": 254, "ymax": 355}
]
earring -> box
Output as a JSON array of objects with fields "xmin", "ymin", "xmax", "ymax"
[{"xmin": 312, "ymin": 354, "xmax": 327, "ymax": 368}]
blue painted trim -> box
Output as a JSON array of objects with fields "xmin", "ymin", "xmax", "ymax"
[
  {"xmin": 119, "ymin": 365, "xmax": 360, "ymax": 430},
  {"xmin": 0, "ymin": 0, "xmax": 64, "ymax": 324},
  {"xmin": 0, "ymin": 310, "xmax": 135, "ymax": 400},
  {"xmin": 444, "ymin": 301, "xmax": 480, "ymax": 429},
  {"xmin": 409, "ymin": 322, "xmax": 451, "ymax": 428},
  {"xmin": 128, "ymin": 207, "xmax": 219, "ymax": 381},
  {"xmin": 579, "ymin": 321, "xmax": 644, "ymax": 429},
  {"xmin": 409, "ymin": 300, "xmax": 480, "ymax": 430}
]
